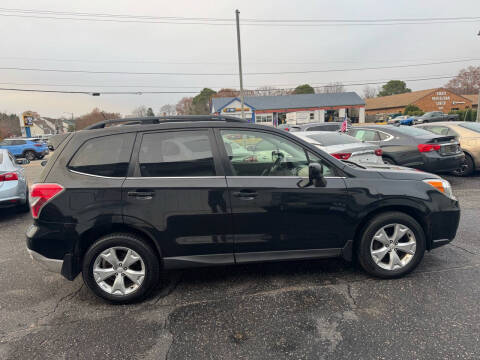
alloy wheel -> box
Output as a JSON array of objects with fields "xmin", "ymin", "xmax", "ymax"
[
  {"xmin": 93, "ymin": 246, "xmax": 146, "ymax": 296},
  {"xmin": 370, "ymin": 223, "xmax": 416, "ymax": 271}
]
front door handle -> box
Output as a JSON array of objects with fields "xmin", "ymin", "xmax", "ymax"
[
  {"xmin": 232, "ymin": 190, "xmax": 258, "ymax": 200},
  {"xmin": 127, "ymin": 191, "xmax": 154, "ymax": 200}
]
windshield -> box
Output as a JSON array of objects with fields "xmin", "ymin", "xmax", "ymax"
[
  {"xmin": 306, "ymin": 132, "xmax": 361, "ymax": 146},
  {"xmin": 391, "ymin": 126, "xmax": 434, "ymax": 137},
  {"xmin": 459, "ymin": 122, "xmax": 480, "ymax": 133}
]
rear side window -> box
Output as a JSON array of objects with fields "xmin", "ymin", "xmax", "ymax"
[
  {"xmin": 138, "ymin": 130, "xmax": 215, "ymax": 177},
  {"xmin": 68, "ymin": 133, "xmax": 135, "ymax": 177}
]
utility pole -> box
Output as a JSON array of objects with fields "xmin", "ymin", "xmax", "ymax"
[
  {"xmin": 235, "ymin": 9, "xmax": 245, "ymax": 120},
  {"xmin": 476, "ymin": 89, "xmax": 480, "ymax": 122}
]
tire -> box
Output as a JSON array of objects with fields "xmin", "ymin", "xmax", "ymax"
[
  {"xmin": 82, "ymin": 233, "xmax": 160, "ymax": 304},
  {"xmin": 18, "ymin": 189, "xmax": 30, "ymax": 213},
  {"xmin": 36, "ymin": 155, "xmax": 45, "ymax": 160},
  {"xmin": 357, "ymin": 212, "xmax": 426, "ymax": 278},
  {"xmin": 452, "ymin": 153, "xmax": 474, "ymax": 177},
  {"xmin": 382, "ymin": 157, "xmax": 396, "ymax": 165},
  {"xmin": 24, "ymin": 151, "xmax": 36, "ymax": 161}
]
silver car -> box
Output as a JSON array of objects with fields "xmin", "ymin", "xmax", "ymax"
[
  {"xmin": 293, "ymin": 131, "xmax": 384, "ymax": 164},
  {"xmin": 0, "ymin": 149, "xmax": 29, "ymax": 211}
]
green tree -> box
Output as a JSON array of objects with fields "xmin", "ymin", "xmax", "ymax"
[
  {"xmin": 191, "ymin": 88, "xmax": 217, "ymax": 115},
  {"xmin": 378, "ymin": 80, "xmax": 411, "ymax": 97},
  {"xmin": 293, "ymin": 84, "xmax": 315, "ymax": 94},
  {"xmin": 146, "ymin": 107, "xmax": 155, "ymax": 116},
  {"xmin": 403, "ymin": 105, "xmax": 424, "ymax": 116}
]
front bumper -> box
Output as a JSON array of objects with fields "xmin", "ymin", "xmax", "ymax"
[{"xmin": 27, "ymin": 249, "xmax": 63, "ymax": 273}]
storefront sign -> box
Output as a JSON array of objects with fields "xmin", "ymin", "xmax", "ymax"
[{"xmin": 223, "ymin": 107, "xmax": 250, "ymax": 113}]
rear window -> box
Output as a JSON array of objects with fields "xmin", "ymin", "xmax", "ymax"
[
  {"xmin": 138, "ymin": 130, "xmax": 215, "ymax": 177},
  {"xmin": 390, "ymin": 126, "xmax": 433, "ymax": 137},
  {"xmin": 68, "ymin": 133, "xmax": 135, "ymax": 177},
  {"xmin": 306, "ymin": 133, "xmax": 360, "ymax": 146},
  {"xmin": 0, "ymin": 153, "xmax": 3, "ymax": 164},
  {"xmin": 459, "ymin": 122, "xmax": 480, "ymax": 133}
]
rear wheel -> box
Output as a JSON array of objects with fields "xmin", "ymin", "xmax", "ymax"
[
  {"xmin": 82, "ymin": 233, "xmax": 160, "ymax": 304},
  {"xmin": 382, "ymin": 157, "xmax": 396, "ymax": 165},
  {"xmin": 36, "ymin": 155, "xmax": 45, "ymax": 160},
  {"xmin": 357, "ymin": 212, "xmax": 425, "ymax": 278},
  {"xmin": 24, "ymin": 151, "xmax": 36, "ymax": 161},
  {"xmin": 452, "ymin": 153, "xmax": 474, "ymax": 177}
]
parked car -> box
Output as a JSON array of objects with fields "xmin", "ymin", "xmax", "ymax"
[
  {"xmin": 278, "ymin": 122, "xmax": 343, "ymax": 132},
  {"xmin": 374, "ymin": 119, "xmax": 388, "ymax": 125},
  {"xmin": 0, "ymin": 149, "xmax": 29, "ymax": 211},
  {"xmin": 348, "ymin": 125, "xmax": 464, "ymax": 173},
  {"xmin": 388, "ymin": 115, "xmax": 415, "ymax": 126},
  {"xmin": 415, "ymin": 121, "xmax": 480, "ymax": 176},
  {"xmin": 293, "ymin": 131, "xmax": 384, "ymax": 164},
  {"xmin": 415, "ymin": 111, "xmax": 459, "ymax": 124},
  {"xmin": 0, "ymin": 138, "xmax": 49, "ymax": 161},
  {"xmin": 27, "ymin": 116, "xmax": 460, "ymax": 303}
]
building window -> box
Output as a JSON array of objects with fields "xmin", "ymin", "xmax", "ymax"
[
  {"xmin": 309, "ymin": 113, "xmax": 314, "ymax": 120},
  {"xmin": 255, "ymin": 114, "xmax": 273, "ymax": 125}
]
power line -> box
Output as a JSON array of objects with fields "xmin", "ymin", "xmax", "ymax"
[
  {"xmin": 0, "ymin": 8, "xmax": 479, "ymax": 26},
  {"xmin": 0, "ymin": 75, "xmax": 459, "ymax": 96},
  {"xmin": 0, "ymin": 74, "xmax": 457, "ymax": 90},
  {"xmin": 0, "ymin": 58, "xmax": 477, "ymax": 76}
]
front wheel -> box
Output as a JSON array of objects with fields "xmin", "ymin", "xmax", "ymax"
[
  {"xmin": 82, "ymin": 233, "xmax": 160, "ymax": 304},
  {"xmin": 357, "ymin": 212, "xmax": 425, "ymax": 278}
]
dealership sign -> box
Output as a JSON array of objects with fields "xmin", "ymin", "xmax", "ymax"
[{"xmin": 223, "ymin": 107, "xmax": 250, "ymax": 113}]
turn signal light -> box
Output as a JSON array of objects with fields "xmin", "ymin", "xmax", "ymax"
[
  {"xmin": 30, "ymin": 183, "xmax": 64, "ymax": 219},
  {"xmin": 417, "ymin": 144, "xmax": 440, "ymax": 152},
  {"xmin": 331, "ymin": 153, "xmax": 352, "ymax": 160},
  {"xmin": 0, "ymin": 172, "xmax": 18, "ymax": 182}
]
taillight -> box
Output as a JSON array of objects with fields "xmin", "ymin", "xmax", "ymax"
[
  {"xmin": 284, "ymin": 128, "xmax": 290, "ymax": 131},
  {"xmin": 374, "ymin": 149, "xmax": 383, "ymax": 156},
  {"xmin": 331, "ymin": 153, "xmax": 352, "ymax": 160},
  {"xmin": 34, "ymin": 144, "xmax": 43, "ymax": 147},
  {"xmin": 418, "ymin": 144, "xmax": 441, "ymax": 152},
  {"xmin": 29, "ymin": 183, "xmax": 64, "ymax": 219},
  {"xmin": 0, "ymin": 172, "xmax": 18, "ymax": 182}
]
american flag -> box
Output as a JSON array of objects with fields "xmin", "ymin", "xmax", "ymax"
[{"xmin": 340, "ymin": 116, "xmax": 349, "ymax": 132}]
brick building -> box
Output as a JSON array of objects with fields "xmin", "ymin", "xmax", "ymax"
[{"xmin": 365, "ymin": 88, "xmax": 477, "ymax": 116}]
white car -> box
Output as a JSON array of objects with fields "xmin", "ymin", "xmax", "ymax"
[{"xmin": 293, "ymin": 131, "xmax": 384, "ymax": 164}]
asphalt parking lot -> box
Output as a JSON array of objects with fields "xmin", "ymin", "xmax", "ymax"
[{"xmin": 0, "ymin": 159, "xmax": 479, "ymax": 359}]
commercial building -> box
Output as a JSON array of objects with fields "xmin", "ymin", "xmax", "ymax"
[
  {"xmin": 365, "ymin": 88, "xmax": 477, "ymax": 116},
  {"xmin": 211, "ymin": 92, "xmax": 366, "ymax": 126}
]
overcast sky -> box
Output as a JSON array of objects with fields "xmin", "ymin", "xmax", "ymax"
[{"xmin": 0, "ymin": 0, "xmax": 479, "ymax": 118}]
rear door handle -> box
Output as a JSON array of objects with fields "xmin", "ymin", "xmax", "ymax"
[
  {"xmin": 127, "ymin": 191, "xmax": 154, "ymax": 199},
  {"xmin": 232, "ymin": 190, "xmax": 258, "ymax": 200}
]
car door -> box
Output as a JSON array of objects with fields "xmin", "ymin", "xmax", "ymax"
[
  {"xmin": 216, "ymin": 128, "xmax": 352, "ymax": 263},
  {"xmin": 122, "ymin": 129, "xmax": 233, "ymax": 268}
]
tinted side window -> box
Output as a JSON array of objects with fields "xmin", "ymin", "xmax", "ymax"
[
  {"xmin": 378, "ymin": 132, "xmax": 390, "ymax": 141},
  {"xmin": 352, "ymin": 129, "xmax": 379, "ymax": 141},
  {"xmin": 68, "ymin": 133, "xmax": 135, "ymax": 177},
  {"xmin": 139, "ymin": 131, "xmax": 215, "ymax": 177}
]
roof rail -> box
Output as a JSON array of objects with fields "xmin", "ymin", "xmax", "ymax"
[{"xmin": 84, "ymin": 115, "xmax": 247, "ymax": 130}]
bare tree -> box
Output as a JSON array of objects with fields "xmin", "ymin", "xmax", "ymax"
[
  {"xmin": 255, "ymin": 86, "xmax": 292, "ymax": 96},
  {"xmin": 176, "ymin": 97, "xmax": 193, "ymax": 115},
  {"xmin": 318, "ymin": 82, "xmax": 345, "ymax": 94},
  {"xmin": 159, "ymin": 104, "xmax": 176, "ymax": 116},
  {"xmin": 445, "ymin": 66, "xmax": 480, "ymax": 94},
  {"xmin": 131, "ymin": 106, "xmax": 148, "ymax": 117},
  {"xmin": 362, "ymin": 85, "xmax": 378, "ymax": 99},
  {"xmin": 76, "ymin": 108, "xmax": 121, "ymax": 130}
]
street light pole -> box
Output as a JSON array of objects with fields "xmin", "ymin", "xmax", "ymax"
[
  {"xmin": 477, "ymin": 31, "xmax": 480, "ymax": 122},
  {"xmin": 235, "ymin": 9, "xmax": 245, "ymax": 121}
]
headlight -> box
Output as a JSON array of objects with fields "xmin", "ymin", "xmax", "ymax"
[{"xmin": 423, "ymin": 178, "xmax": 455, "ymax": 200}]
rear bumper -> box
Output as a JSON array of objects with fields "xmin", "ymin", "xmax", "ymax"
[
  {"xmin": 420, "ymin": 152, "xmax": 465, "ymax": 173},
  {"xmin": 27, "ymin": 249, "xmax": 63, "ymax": 273}
]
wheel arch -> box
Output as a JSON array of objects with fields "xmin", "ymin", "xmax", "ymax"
[{"xmin": 352, "ymin": 205, "xmax": 431, "ymax": 254}]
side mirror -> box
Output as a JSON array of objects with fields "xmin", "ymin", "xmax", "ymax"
[
  {"xmin": 41, "ymin": 160, "xmax": 48, "ymax": 167},
  {"xmin": 271, "ymin": 150, "xmax": 284, "ymax": 161},
  {"xmin": 309, "ymin": 163, "xmax": 327, "ymax": 187},
  {"xmin": 16, "ymin": 159, "xmax": 29, "ymax": 165}
]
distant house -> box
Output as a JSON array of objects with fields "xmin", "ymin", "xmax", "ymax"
[
  {"xmin": 211, "ymin": 92, "xmax": 366, "ymax": 126},
  {"xmin": 29, "ymin": 117, "xmax": 65, "ymax": 136},
  {"xmin": 365, "ymin": 88, "xmax": 475, "ymax": 116}
]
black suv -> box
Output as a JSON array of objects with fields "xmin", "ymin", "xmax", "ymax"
[{"xmin": 26, "ymin": 116, "xmax": 460, "ymax": 303}]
